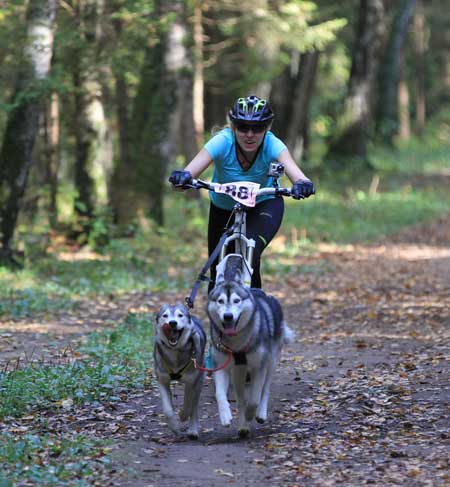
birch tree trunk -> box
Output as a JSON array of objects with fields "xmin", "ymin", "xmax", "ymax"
[
  {"xmin": 398, "ymin": 54, "xmax": 411, "ymax": 140},
  {"xmin": 0, "ymin": 0, "xmax": 56, "ymax": 262},
  {"xmin": 192, "ymin": 1, "xmax": 205, "ymax": 145},
  {"xmin": 114, "ymin": 0, "xmax": 198, "ymax": 226},
  {"xmin": 44, "ymin": 93, "xmax": 60, "ymax": 228},
  {"xmin": 413, "ymin": 0, "xmax": 426, "ymax": 135}
]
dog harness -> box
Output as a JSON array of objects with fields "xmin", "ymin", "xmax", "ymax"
[{"xmin": 156, "ymin": 341, "xmax": 195, "ymax": 381}]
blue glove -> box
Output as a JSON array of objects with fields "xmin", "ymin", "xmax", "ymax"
[
  {"xmin": 169, "ymin": 170, "xmax": 192, "ymax": 188},
  {"xmin": 291, "ymin": 179, "xmax": 315, "ymax": 199}
]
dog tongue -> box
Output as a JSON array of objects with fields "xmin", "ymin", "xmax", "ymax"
[{"xmin": 162, "ymin": 323, "xmax": 179, "ymax": 341}]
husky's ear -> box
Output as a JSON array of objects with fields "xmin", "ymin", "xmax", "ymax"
[
  {"xmin": 155, "ymin": 304, "xmax": 171, "ymax": 324},
  {"xmin": 208, "ymin": 283, "xmax": 223, "ymax": 301},
  {"xmin": 215, "ymin": 271, "xmax": 225, "ymax": 285},
  {"xmin": 155, "ymin": 306, "xmax": 164, "ymax": 322}
]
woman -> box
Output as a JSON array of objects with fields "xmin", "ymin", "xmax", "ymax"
[{"xmin": 169, "ymin": 94, "xmax": 315, "ymax": 289}]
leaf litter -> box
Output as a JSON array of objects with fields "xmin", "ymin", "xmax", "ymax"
[{"xmin": 1, "ymin": 216, "xmax": 450, "ymax": 486}]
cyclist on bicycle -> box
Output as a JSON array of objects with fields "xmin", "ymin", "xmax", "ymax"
[{"xmin": 169, "ymin": 94, "xmax": 315, "ymax": 289}]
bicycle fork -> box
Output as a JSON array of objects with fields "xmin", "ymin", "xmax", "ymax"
[{"xmin": 218, "ymin": 234, "xmax": 255, "ymax": 287}]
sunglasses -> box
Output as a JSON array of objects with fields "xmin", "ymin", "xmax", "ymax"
[{"xmin": 234, "ymin": 122, "xmax": 268, "ymax": 134}]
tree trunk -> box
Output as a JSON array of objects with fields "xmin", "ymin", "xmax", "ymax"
[
  {"xmin": 111, "ymin": 70, "xmax": 136, "ymax": 227},
  {"xmin": 285, "ymin": 51, "xmax": 320, "ymax": 161},
  {"xmin": 44, "ymin": 92, "xmax": 60, "ymax": 228},
  {"xmin": 0, "ymin": 0, "xmax": 56, "ymax": 261},
  {"xmin": 327, "ymin": 0, "xmax": 385, "ymax": 165},
  {"xmin": 70, "ymin": 0, "xmax": 111, "ymax": 241},
  {"xmin": 129, "ymin": 0, "xmax": 172, "ymax": 225},
  {"xmin": 270, "ymin": 50, "xmax": 299, "ymax": 140},
  {"xmin": 413, "ymin": 0, "xmax": 426, "ymax": 135},
  {"xmin": 398, "ymin": 57, "xmax": 411, "ymax": 140},
  {"xmin": 375, "ymin": 0, "xmax": 416, "ymax": 143},
  {"xmin": 192, "ymin": 1, "xmax": 205, "ymax": 145},
  {"xmin": 129, "ymin": 0, "xmax": 198, "ymax": 225},
  {"xmin": 72, "ymin": 66, "xmax": 95, "ymax": 235},
  {"xmin": 168, "ymin": 2, "xmax": 199, "ymax": 164}
]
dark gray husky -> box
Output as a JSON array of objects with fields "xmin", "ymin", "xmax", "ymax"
[
  {"xmin": 154, "ymin": 303, "xmax": 206, "ymax": 439},
  {"xmin": 207, "ymin": 256, "xmax": 294, "ymax": 437}
]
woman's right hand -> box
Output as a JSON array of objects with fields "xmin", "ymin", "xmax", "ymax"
[{"xmin": 168, "ymin": 170, "xmax": 192, "ymax": 188}]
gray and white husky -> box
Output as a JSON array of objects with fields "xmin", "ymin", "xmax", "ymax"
[
  {"xmin": 154, "ymin": 303, "xmax": 206, "ymax": 439},
  {"xmin": 207, "ymin": 256, "xmax": 294, "ymax": 437}
]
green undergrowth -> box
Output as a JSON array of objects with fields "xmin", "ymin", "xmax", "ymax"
[
  {"xmin": 0, "ymin": 312, "xmax": 153, "ymax": 485},
  {"xmin": 0, "ymin": 312, "xmax": 153, "ymax": 418},
  {"xmin": 0, "ymin": 433, "xmax": 112, "ymax": 487},
  {"xmin": 282, "ymin": 184, "xmax": 450, "ymax": 244}
]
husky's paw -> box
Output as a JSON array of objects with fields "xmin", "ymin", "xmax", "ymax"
[
  {"xmin": 255, "ymin": 416, "xmax": 265, "ymax": 424},
  {"xmin": 186, "ymin": 426, "xmax": 199, "ymax": 440},
  {"xmin": 167, "ymin": 416, "xmax": 182, "ymax": 434},
  {"xmin": 238, "ymin": 428, "xmax": 250, "ymax": 439},
  {"xmin": 218, "ymin": 404, "xmax": 232, "ymax": 426}
]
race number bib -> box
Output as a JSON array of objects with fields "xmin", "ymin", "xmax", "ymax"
[{"xmin": 214, "ymin": 181, "xmax": 260, "ymax": 207}]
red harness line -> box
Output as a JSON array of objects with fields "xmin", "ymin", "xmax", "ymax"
[
  {"xmin": 193, "ymin": 351, "xmax": 232, "ymax": 373},
  {"xmin": 193, "ymin": 335, "xmax": 252, "ymax": 373}
]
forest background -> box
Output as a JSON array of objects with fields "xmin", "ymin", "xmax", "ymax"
[
  {"xmin": 1, "ymin": 1, "xmax": 450, "ymax": 484},
  {"xmin": 0, "ymin": 0, "xmax": 449, "ymax": 265}
]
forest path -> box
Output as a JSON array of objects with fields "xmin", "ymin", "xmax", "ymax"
[
  {"xmin": 109, "ymin": 215, "xmax": 450, "ymax": 486},
  {"xmin": 1, "ymin": 215, "xmax": 449, "ymax": 486}
]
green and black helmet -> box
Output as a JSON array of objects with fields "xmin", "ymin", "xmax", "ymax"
[{"xmin": 229, "ymin": 95, "xmax": 274, "ymax": 124}]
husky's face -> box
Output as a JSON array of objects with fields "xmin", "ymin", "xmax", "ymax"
[
  {"xmin": 207, "ymin": 281, "xmax": 254, "ymax": 336},
  {"xmin": 156, "ymin": 304, "xmax": 193, "ymax": 348}
]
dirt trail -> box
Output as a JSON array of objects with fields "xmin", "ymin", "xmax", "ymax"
[
  {"xmin": 109, "ymin": 227, "xmax": 450, "ymax": 486},
  {"xmin": 1, "ymin": 216, "xmax": 450, "ymax": 486}
]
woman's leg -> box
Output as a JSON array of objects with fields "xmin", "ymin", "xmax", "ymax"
[
  {"xmin": 207, "ymin": 203, "xmax": 232, "ymax": 292},
  {"xmin": 246, "ymin": 197, "xmax": 284, "ymax": 288}
]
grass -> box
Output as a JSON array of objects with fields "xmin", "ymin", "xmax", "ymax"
[
  {"xmin": 0, "ymin": 312, "xmax": 153, "ymax": 485},
  {"xmin": 369, "ymin": 121, "xmax": 450, "ymax": 175},
  {"xmin": 0, "ymin": 312, "xmax": 153, "ymax": 418},
  {"xmin": 0, "ymin": 433, "xmax": 112, "ymax": 487},
  {"xmin": 282, "ymin": 183, "xmax": 450, "ymax": 244}
]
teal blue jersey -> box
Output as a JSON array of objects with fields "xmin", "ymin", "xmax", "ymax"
[{"xmin": 204, "ymin": 128, "xmax": 287, "ymax": 210}]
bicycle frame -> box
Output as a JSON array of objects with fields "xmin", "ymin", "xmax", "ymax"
[
  {"xmin": 217, "ymin": 202, "xmax": 255, "ymax": 287},
  {"xmin": 187, "ymin": 166, "xmax": 292, "ymax": 290}
]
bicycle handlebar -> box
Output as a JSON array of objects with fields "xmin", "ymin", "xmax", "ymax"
[{"xmin": 187, "ymin": 179, "xmax": 295, "ymax": 198}]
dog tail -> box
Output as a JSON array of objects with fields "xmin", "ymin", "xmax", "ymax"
[{"xmin": 282, "ymin": 323, "xmax": 296, "ymax": 345}]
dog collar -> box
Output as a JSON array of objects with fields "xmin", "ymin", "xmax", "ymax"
[{"xmin": 214, "ymin": 332, "xmax": 254, "ymax": 366}]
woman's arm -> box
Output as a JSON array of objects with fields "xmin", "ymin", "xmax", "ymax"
[
  {"xmin": 277, "ymin": 148, "xmax": 311, "ymax": 183},
  {"xmin": 184, "ymin": 148, "xmax": 213, "ymax": 178}
]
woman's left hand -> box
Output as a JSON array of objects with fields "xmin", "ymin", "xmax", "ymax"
[{"xmin": 291, "ymin": 179, "xmax": 315, "ymax": 199}]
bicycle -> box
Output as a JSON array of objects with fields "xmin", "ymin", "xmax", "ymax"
[{"xmin": 184, "ymin": 162, "xmax": 299, "ymax": 308}]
